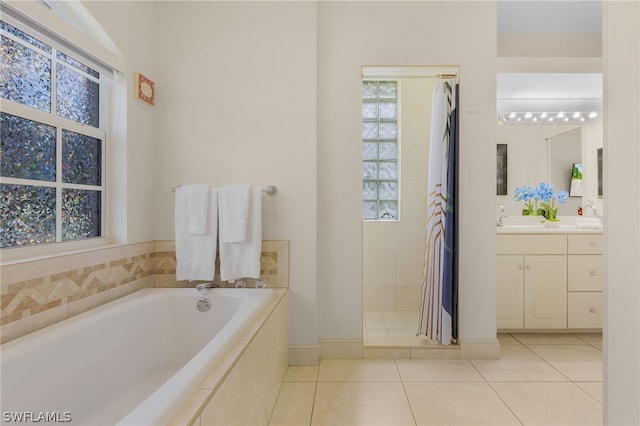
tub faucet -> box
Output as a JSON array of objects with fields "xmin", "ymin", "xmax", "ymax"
[{"xmin": 196, "ymin": 282, "xmax": 219, "ymax": 296}]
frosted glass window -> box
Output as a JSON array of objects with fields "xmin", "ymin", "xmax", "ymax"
[
  {"xmin": 0, "ymin": 35, "xmax": 52, "ymax": 112},
  {"xmin": 363, "ymin": 201, "xmax": 377, "ymax": 220},
  {"xmin": 362, "ymin": 81, "xmax": 378, "ymax": 99},
  {"xmin": 57, "ymin": 63, "xmax": 100, "ymax": 127},
  {"xmin": 363, "ymin": 181, "xmax": 377, "ymax": 200},
  {"xmin": 62, "ymin": 130, "xmax": 102, "ymax": 185},
  {"xmin": 362, "ymin": 162, "xmax": 378, "ymax": 179},
  {"xmin": 363, "ymin": 142, "xmax": 378, "ymax": 160},
  {"xmin": 379, "ymin": 162, "xmax": 398, "ymax": 180},
  {"xmin": 379, "ymin": 122, "xmax": 397, "ymax": 139},
  {"xmin": 0, "ymin": 184, "xmax": 56, "ymax": 248},
  {"xmin": 62, "ymin": 189, "xmax": 101, "ymax": 241},
  {"xmin": 379, "ymin": 181, "xmax": 398, "ymax": 200},
  {"xmin": 379, "ymin": 102, "xmax": 397, "ymax": 119},
  {"xmin": 362, "ymin": 122, "xmax": 378, "ymax": 139},
  {"xmin": 361, "ymin": 80, "xmax": 399, "ymax": 220},
  {"xmin": 0, "ymin": 19, "xmax": 106, "ymax": 249},
  {"xmin": 1, "ymin": 113, "xmax": 56, "ymax": 181},
  {"xmin": 379, "ymin": 142, "xmax": 397, "ymax": 160},
  {"xmin": 378, "ymin": 201, "xmax": 398, "ymax": 220}
]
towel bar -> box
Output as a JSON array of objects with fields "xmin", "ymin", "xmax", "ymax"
[{"xmin": 171, "ymin": 184, "xmax": 277, "ymax": 196}]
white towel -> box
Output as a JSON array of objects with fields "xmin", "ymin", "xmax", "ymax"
[
  {"xmin": 177, "ymin": 184, "xmax": 210, "ymax": 235},
  {"xmin": 219, "ymin": 186, "xmax": 262, "ymax": 281},
  {"xmin": 175, "ymin": 187, "xmax": 218, "ymax": 281},
  {"xmin": 219, "ymin": 184, "xmax": 251, "ymax": 242}
]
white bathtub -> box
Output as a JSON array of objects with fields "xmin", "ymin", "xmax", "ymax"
[{"xmin": 0, "ymin": 288, "xmax": 288, "ymax": 425}]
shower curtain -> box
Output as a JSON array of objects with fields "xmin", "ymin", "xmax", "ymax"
[{"xmin": 417, "ymin": 78, "xmax": 459, "ymax": 345}]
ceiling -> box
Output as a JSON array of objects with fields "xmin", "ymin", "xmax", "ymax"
[{"xmin": 496, "ymin": 1, "xmax": 602, "ymax": 122}]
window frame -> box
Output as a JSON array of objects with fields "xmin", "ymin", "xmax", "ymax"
[{"xmin": 0, "ymin": 14, "xmax": 109, "ymax": 250}]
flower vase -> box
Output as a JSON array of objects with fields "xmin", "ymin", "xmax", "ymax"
[{"xmin": 544, "ymin": 220, "xmax": 559, "ymax": 228}]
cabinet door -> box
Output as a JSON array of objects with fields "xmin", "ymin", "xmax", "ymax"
[
  {"xmin": 497, "ymin": 255, "xmax": 524, "ymax": 329},
  {"xmin": 524, "ymin": 255, "xmax": 567, "ymax": 329}
]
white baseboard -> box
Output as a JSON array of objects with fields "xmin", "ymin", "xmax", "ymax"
[
  {"xmin": 288, "ymin": 345, "xmax": 320, "ymax": 365},
  {"xmin": 319, "ymin": 339, "xmax": 363, "ymax": 359},
  {"xmin": 459, "ymin": 338, "xmax": 501, "ymax": 359}
]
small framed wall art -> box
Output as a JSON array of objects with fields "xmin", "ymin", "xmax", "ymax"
[{"xmin": 134, "ymin": 72, "xmax": 155, "ymax": 105}]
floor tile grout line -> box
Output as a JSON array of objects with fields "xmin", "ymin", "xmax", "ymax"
[
  {"xmin": 483, "ymin": 379, "xmax": 526, "ymax": 426},
  {"xmin": 308, "ymin": 376, "xmax": 319, "ymax": 426},
  {"xmin": 514, "ymin": 335, "xmax": 577, "ymax": 383},
  {"xmin": 572, "ymin": 381, "xmax": 605, "ymax": 406},
  {"xmin": 394, "ymin": 359, "xmax": 419, "ymax": 426}
]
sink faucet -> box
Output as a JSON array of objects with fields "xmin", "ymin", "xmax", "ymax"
[
  {"xmin": 583, "ymin": 200, "xmax": 598, "ymax": 217},
  {"xmin": 497, "ymin": 205, "xmax": 506, "ymax": 227}
]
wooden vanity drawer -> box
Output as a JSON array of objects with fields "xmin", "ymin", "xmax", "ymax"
[
  {"xmin": 568, "ymin": 234, "xmax": 603, "ymax": 254},
  {"xmin": 568, "ymin": 255, "xmax": 603, "ymax": 291},
  {"xmin": 568, "ymin": 292, "xmax": 602, "ymax": 329}
]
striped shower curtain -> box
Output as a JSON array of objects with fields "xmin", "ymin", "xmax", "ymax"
[{"xmin": 417, "ymin": 78, "xmax": 459, "ymax": 345}]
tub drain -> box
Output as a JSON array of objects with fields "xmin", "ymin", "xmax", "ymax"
[{"xmin": 197, "ymin": 298, "xmax": 211, "ymax": 312}]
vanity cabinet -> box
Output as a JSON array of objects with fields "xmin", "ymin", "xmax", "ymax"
[
  {"xmin": 567, "ymin": 234, "xmax": 603, "ymax": 328},
  {"xmin": 497, "ymin": 233, "xmax": 603, "ymax": 330},
  {"xmin": 497, "ymin": 235, "xmax": 568, "ymax": 329}
]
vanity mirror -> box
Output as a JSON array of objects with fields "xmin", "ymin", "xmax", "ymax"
[{"xmin": 496, "ymin": 72, "xmax": 603, "ymax": 216}]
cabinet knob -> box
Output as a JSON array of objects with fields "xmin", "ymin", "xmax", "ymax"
[
  {"xmin": 590, "ymin": 271, "xmax": 597, "ymax": 276},
  {"xmin": 590, "ymin": 307, "xmax": 597, "ymax": 313},
  {"xmin": 526, "ymin": 265, "xmax": 532, "ymax": 270},
  {"xmin": 518, "ymin": 265, "xmax": 525, "ymax": 270}
]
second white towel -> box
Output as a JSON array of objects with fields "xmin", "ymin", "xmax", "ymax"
[
  {"xmin": 219, "ymin": 184, "xmax": 251, "ymax": 243},
  {"xmin": 219, "ymin": 186, "xmax": 262, "ymax": 281}
]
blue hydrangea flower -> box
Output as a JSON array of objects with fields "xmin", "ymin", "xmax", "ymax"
[
  {"xmin": 535, "ymin": 182, "xmax": 554, "ymax": 203},
  {"xmin": 515, "ymin": 186, "xmax": 535, "ymax": 201},
  {"xmin": 555, "ymin": 190, "xmax": 569, "ymax": 204}
]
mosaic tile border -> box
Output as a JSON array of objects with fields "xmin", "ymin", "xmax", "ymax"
[
  {"xmin": 153, "ymin": 240, "xmax": 289, "ymax": 289},
  {"xmin": 0, "ymin": 240, "xmax": 288, "ymax": 343}
]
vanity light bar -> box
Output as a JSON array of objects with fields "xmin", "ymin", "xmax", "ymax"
[{"xmin": 499, "ymin": 111, "xmax": 599, "ymax": 125}]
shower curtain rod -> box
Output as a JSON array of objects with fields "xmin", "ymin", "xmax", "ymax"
[
  {"xmin": 361, "ymin": 65, "xmax": 460, "ymax": 80},
  {"xmin": 171, "ymin": 184, "xmax": 277, "ymax": 196}
]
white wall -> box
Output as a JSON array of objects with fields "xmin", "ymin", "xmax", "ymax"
[
  {"xmin": 603, "ymin": 1, "xmax": 640, "ymax": 424},
  {"xmin": 82, "ymin": 1, "xmax": 158, "ymax": 244},
  {"xmin": 317, "ymin": 1, "xmax": 498, "ymax": 347},
  {"xmin": 152, "ymin": 2, "xmax": 318, "ymax": 347}
]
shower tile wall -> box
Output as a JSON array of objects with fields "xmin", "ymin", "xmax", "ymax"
[{"xmin": 363, "ymin": 78, "xmax": 434, "ymax": 313}]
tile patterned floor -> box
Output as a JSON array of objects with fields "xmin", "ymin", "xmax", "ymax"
[{"xmin": 268, "ymin": 333, "xmax": 603, "ymax": 426}]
